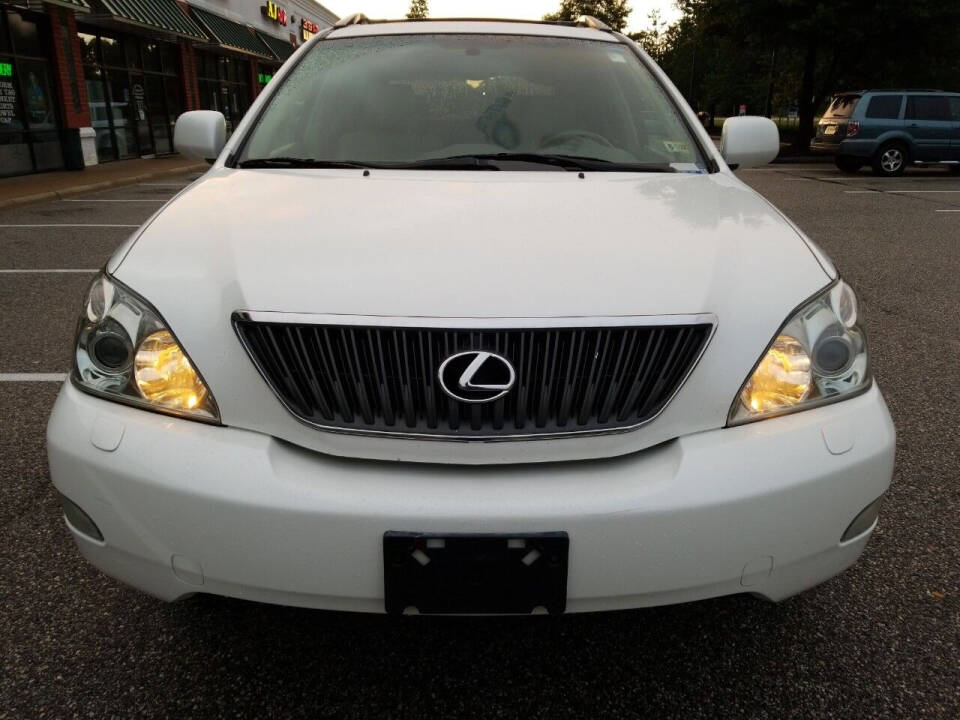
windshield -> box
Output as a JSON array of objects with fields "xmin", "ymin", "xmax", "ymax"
[{"xmin": 238, "ymin": 34, "xmax": 706, "ymax": 171}]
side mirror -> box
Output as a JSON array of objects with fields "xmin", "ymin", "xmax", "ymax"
[
  {"xmin": 721, "ymin": 116, "xmax": 779, "ymax": 169},
  {"xmin": 174, "ymin": 110, "xmax": 226, "ymax": 163}
]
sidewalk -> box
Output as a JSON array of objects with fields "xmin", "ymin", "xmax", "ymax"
[{"xmin": 0, "ymin": 155, "xmax": 208, "ymax": 210}]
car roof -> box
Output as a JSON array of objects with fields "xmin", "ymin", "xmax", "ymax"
[{"xmin": 326, "ymin": 15, "xmax": 620, "ymax": 42}]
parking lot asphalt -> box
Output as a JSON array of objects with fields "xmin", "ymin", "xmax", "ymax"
[{"xmin": 1, "ymin": 166, "xmax": 957, "ymax": 719}]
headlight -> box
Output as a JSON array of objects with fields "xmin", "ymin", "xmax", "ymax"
[
  {"xmin": 74, "ymin": 273, "xmax": 219, "ymax": 423},
  {"xmin": 729, "ymin": 280, "xmax": 869, "ymax": 425}
]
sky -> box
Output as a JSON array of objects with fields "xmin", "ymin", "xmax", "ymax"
[{"xmin": 323, "ymin": 1, "xmax": 681, "ymax": 35}]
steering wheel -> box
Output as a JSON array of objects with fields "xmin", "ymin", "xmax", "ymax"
[{"xmin": 539, "ymin": 130, "xmax": 615, "ymax": 150}]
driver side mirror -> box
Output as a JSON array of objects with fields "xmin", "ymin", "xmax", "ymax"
[
  {"xmin": 721, "ymin": 116, "xmax": 779, "ymax": 169},
  {"xmin": 174, "ymin": 111, "xmax": 226, "ymax": 164}
]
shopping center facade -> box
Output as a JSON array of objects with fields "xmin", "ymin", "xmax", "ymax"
[{"xmin": 0, "ymin": 0, "xmax": 337, "ymax": 176}]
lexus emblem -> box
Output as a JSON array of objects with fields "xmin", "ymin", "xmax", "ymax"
[{"xmin": 438, "ymin": 351, "xmax": 516, "ymax": 404}]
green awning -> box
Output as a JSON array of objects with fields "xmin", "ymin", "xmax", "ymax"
[
  {"xmin": 256, "ymin": 31, "xmax": 294, "ymax": 61},
  {"xmin": 191, "ymin": 6, "xmax": 273, "ymax": 59},
  {"xmin": 43, "ymin": 0, "xmax": 92, "ymax": 14},
  {"xmin": 96, "ymin": 0, "xmax": 207, "ymax": 40}
]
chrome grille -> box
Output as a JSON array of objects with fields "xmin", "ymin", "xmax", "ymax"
[{"xmin": 234, "ymin": 317, "xmax": 713, "ymax": 439}]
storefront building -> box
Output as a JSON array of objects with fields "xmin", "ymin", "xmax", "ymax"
[
  {"xmin": 0, "ymin": 0, "xmax": 336, "ymax": 178},
  {"xmin": 0, "ymin": 5, "xmax": 69, "ymax": 175}
]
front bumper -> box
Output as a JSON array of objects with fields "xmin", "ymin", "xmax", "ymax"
[{"xmin": 47, "ymin": 381, "xmax": 895, "ymax": 614}]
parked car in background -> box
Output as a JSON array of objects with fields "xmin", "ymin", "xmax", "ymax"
[{"xmin": 812, "ymin": 89, "xmax": 960, "ymax": 176}]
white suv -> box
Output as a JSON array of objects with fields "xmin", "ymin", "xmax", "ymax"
[{"xmin": 47, "ymin": 16, "xmax": 895, "ymax": 615}]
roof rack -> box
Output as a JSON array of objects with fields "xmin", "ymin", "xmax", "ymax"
[
  {"xmin": 334, "ymin": 12, "xmax": 370, "ymax": 27},
  {"xmin": 332, "ymin": 13, "xmax": 614, "ymax": 32},
  {"xmin": 573, "ymin": 15, "xmax": 611, "ymax": 31}
]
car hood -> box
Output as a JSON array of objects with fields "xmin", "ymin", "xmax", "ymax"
[{"xmin": 113, "ymin": 168, "xmax": 833, "ymax": 463}]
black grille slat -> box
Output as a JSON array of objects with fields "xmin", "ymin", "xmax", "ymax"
[
  {"xmin": 319, "ymin": 328, "xmax": 354, "ymax": 423},
  {"xmin": 617, "ymin": 327, "xmax": 664, "ymax": 422},
  {"xmin": 292, "ymin": 326, "xmax": 334, "ymax": 421},
  {"xmin": 236, "ymin": 321, "xmax": 711, "ymax": 438}
]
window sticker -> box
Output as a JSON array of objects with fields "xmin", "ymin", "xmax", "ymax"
[
  {"xmin": 608, "ymin": 52, "xmax": 627, "ymax": 63},
  {"xmin": 662, "ymin": 140, "xmax": 689, "ymax": 153},
  {"xmin": 669, "ymin": 162, "xmax": 706, "ymax": 174}
]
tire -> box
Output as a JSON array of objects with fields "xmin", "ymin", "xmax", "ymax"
[
  {"xmin": 872, "ymin": 142, "xmax": 908, "ymax": 177},
  {"xmin": 835, "ymin": 155, "xmax": 863, "ymax": 173}
]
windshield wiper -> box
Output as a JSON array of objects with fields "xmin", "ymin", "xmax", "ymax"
[
  {"xmin": 404, "ymin": 153, "xmax": 678, "ymax": 173},
  {"xmin": 238, "ymin": 157, "xmax": 370, "ymax": 169},
  {"xmin": 239, "ymin": 154, "xmax": 678, "ymax": 173}
]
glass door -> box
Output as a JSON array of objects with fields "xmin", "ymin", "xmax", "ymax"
[
  {"xmin": 129, "ymin": 72, "xmax": 153, "ymax": 156},
  {"xmin": 144, "ymin": 74, "xmax": 169, "ymax": 154}
]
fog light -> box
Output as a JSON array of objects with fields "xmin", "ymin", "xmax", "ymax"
[
  {"xmin": 57, "ymin": 492, "xmax": 103, "ymax": 541},
  {"xmin": 841, "ymin": 496, "xmax": 883, "ymax": 542}
]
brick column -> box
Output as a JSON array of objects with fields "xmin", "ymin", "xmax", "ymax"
[
  {"xmin": 46, "ymin": 4, "xmax": 90, "ymax": 128},
  {"xmin": 249, "ymin": 57, "xmax": 260, "ymax": 99},
  {"xmin": 177, "ymin": 39, "xmax": 200, "ymax": 110},
  {"xmin": 174, "ymin": 1, "xmax": 200, "ymax": 110}
]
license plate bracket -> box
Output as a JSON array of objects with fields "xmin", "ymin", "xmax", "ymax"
[{"xmin": 383, "ymin": 531, "xmax": 569, "ymax": 615}]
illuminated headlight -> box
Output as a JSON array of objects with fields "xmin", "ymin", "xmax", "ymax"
[
  {"xmin": 74, "ymin": 273, "xmax": 219, "ymax": 422},
  {"xmin": 729, "ymin": 280, "xmax": 869, "ymax": 425}
]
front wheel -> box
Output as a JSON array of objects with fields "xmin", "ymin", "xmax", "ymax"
[
  {"xmin": 835, "ymin": 155, "xmax": 863, "ymax": 173},
  {"xmin": 872, "ymin": 143, "xmax": 908, "ymax": 177}
]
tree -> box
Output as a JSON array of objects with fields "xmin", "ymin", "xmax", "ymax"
[
  {"xmin": 543, "ymin": 0, "xmax": 632, "ymax": 32},
  {"xmin": 627, "ymin": 10, "xmax": 666, "ymax": 61},
  {"xmin": 658, "ymin": 0, "xmax": 960, "ymax": 152},
  {"xmin": 405, "ymin": 0, "xmax": 427, "ymax": 20}
]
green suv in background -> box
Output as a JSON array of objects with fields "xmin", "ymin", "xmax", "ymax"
[{"xmin": 812, "ymin": 90, "xmax": 960, "ymax": 176}]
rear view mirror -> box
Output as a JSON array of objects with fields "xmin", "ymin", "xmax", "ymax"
[
  {"xmin": 721, "ymin": 116, "xmax": 779, "ymax": 169},
  {"xmin": 174, "ymin": 111, "xmax": 226, "ymax": 163}
]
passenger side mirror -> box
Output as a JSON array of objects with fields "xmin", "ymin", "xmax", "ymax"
[
  {"xmin": 174, "ymin": 111, "xmax": 226, "ymax": 164},
  {"xmin": 721, "ymin": 116, "xmax": 779, "ymax": 169}
]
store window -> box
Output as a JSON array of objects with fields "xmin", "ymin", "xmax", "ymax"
[
  {"xmin": 0, "ymin": 8, "xmax": 63, "ymax": 177},
  {"xmin": 257, "ymin": 63, "xmax": 277, "ymax": 89},
  {"xmin": 195, "ymin": 51, "xmax": 251, "ymax": 135},
  {"xmin": 76, "ymin": 29, "xmax": 181, "ymax": 161}
]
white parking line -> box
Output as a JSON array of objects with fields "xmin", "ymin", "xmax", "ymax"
[
  {"xmin": 835, "ymin": 177, "xmax": 960, "ymax": 181},
  {"xmin": 0, "ymin": 268, "xmax": 98, "ymax": 273},
  {"xmin": 0, "ymin": 373, "xmax": 67, "ymax": 382},
  {"xmin": 139, "ymin": 183, "xmax": 188, "ymax": 187},
  {"xmin": 60, "ymin": 199, "xmax": 165, "ymax": 203},
  {"xmin": 0, "ymin": 224, "xmax": 139, "ymax": 228},
  {"xmin": 844, "ymin": 189, "xmax": 960, "ymax": 194},
  {"xmin": 935, "ymin": 209, "xmax": 960, "ymax": 213}
]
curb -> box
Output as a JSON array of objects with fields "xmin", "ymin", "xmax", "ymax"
[{"xmin": 0, "ymin": 162, "xmax": 208, "ymax": 211}]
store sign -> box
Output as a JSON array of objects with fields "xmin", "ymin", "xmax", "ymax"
[
  {"xmin": 0, "ymin": 78, "xmax": 17, "ymax": 126},
  {"xmin": 0, "ymin": 62, "xmax": 12, "ymax": 77},
  {"xmin": 301, "ymin": 18, "xmax": 319, "ymax": 41},
  {"xmin": 258, "ymin": 72, "xmax": 273, "ymax": 85},
  {"xmin": 261, "ymin": 1, "xmax": 287, "ymax": 26}
]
